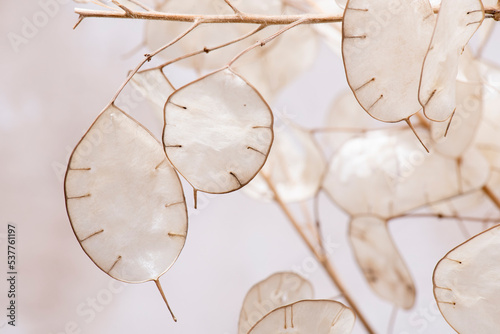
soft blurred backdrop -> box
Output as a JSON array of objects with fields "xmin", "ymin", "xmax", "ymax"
[{"xmin": 1, "ymin": 1, "xmax": 499, "ymax": 333}]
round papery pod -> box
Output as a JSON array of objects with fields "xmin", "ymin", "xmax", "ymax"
[
  {"xmin": 433, "ymin": 224, "xmax": 500, "ymax": 334},
  {"xmin": 65, "ymin": 105, "xmax": 188, "ymax": 283},
  {"xmin": 248, "ymin": 300, "xmax": 356, "ymax": 334},
  {"xmin": 342, "ymin": 0, "xmax": 436, "ymax": 122},
  {"xmin": 238, "ymin": 272, "xmax": 314, "ymax": 334},
  {"xmin": 349, "ymin": 216, "xmax": 415, "ymax": 309},
  {"xmin": 419, "ymin": 0, "xmax": 484, "ymax": 122},
  {"xmin": 323, "ymin": 129, "xmax": 490, "ymax": 219},
  {"xmin": 163, "ymin": 67, "xmax": 273, "ymax": 194},
  {"xmin": 145, "ymin": 0, "xmax": 282, "ymax": 71},
  {"xmin": 243, "ymin": 123, "xmax": 326, "ymax": 203}
]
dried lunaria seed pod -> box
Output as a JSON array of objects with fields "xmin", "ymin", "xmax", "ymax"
[
  {"xmin": 342, "ymin": 0, "xmax": 435, "ymax": 122},
  {"xmin": 238, "ymin": 272, "xmax": 314, "ymax": 334},
  {"xmin": 323, "ymin": 129, "xmax": 490, "ymax": 219},
  {"xmin": 163, "ymin": 67, "xmax": 273, "ymax": 195},
  {"xmin": 433, "ymin": 224, "xmax": 500, "ymax": 334},
  {"xmin": 65, "ymin": 105, "xmax": 187, "ymax": 320},
  {"xmin": 243, "ymin": 123, "xmax": 326, "ymax": 203},
  {"xmin": 419, "ymin": 0, "xmax": 484, "ymax": 122},
  {"xmin": 247, "ymin": 300, "xmax": 356, "ymax": 334},
  {"xmin": 130, "ymin": 68, "xmax": 175, "ymax": 120},
  {"xmin": 349, "ymin": 216, "xmax": 415, "ymax": 309}
]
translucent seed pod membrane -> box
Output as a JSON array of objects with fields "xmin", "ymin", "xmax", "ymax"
[
  {"xmin": 164, "ymin": 68, "xmax": 274, "ymax": 194},
  {"xmin": 65, "ymin": 105, "xmax": 187, "ymax": 320}
]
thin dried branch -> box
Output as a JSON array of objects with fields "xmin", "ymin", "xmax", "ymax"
[
  {"xmin": 223, "ymin": 0, "xmax": 243, "ymax": 15},
  {"xmin": 393, "ymin": 213, "xmax": 500, "ymax": 223},
  {"xmin": 150, "ymin": 24, "xmax": 267, "ymax": 70},
  {"xmin": 128, "ymin": 0, "xmax": 152, "ymax": 11},
  {"xmin": 74, "ymin": 8, "xmax": 342, "ymax": 24},
  {"xmin": 108, "ymin": 21, "xmax": 199, "ymax": 104},
  {"xmin": 228, "ymin": 18, "xmax": 308, "ymax": 66},
  {"xmin": 260, "ymin": 173, "xmax": 376, "ymax": 334}
]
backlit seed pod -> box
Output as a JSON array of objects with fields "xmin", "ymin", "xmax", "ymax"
[
  {"xmin": 419, "ymin": 0, "xmax": 484, "ymax": 122},
  {"xmin": 238, "ymin": 272, "xmax": 314, "ymax": 334},
  {"xmin": 163, "ymin": 68, "xmax": 273, "ymax": 194},
  {"xmin": 342, "ymin": 0, "xmax": 436, "ymax": 122},
  {"xmin": 434, "ymin": 224, "xmax": 500, "ymax": 333},
  {"xmin": 248, "ymin": 300, "xmax": 355, "ymax": 334}
]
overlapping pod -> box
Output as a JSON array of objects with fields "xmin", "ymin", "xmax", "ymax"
[
  {"xmin": 65, "ymin": 105, "xmax": 188, "ymax": 318},
  {"xmin": 238, "ymin": 272, "xmax": 314, "ymax": 334},
  {"xmin": 433, "ymin": 224, "xmax": 500, "ymax": 333},
  {"xmin": 342, "ymin": 0, "xmax": 436, "ymax": 122},
  {"xmin": 243, "ymin": 123, "xmax": 326, "ymax": 203},
  {"xmin": 163, "ymin": 67, "xmax": 273, "ymax": 195},
  {"xmin": 323, "ymin": 129, "xmax": 490, "ymax": 219},
  {"xmin": 248, "ymin": 300, "xmax": 356, "ymax": 334},
  {"xmin": 349, "ymin": 216, "xmax": 415, "ymax": 309},
  {"xmin": 419, "ymin": 0, "xmax": 484, "ymax": 122}
]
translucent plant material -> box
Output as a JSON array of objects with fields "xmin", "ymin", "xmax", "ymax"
[
  {"xmin": 238, "ymin": 272, "xmax": 314, "ymax": 334},
  {"xmin": 430, "ymin": 80, "xmax": 483, "ymax": 158},
  {"xmin": 248, "ymin": 300, "xmax": 355, "ymax": 334},
  {"xmin": 419, "ymin": 0, "xmax": 484, "ymax": 122},
  {"xmin": 433, "ymin": 224, "xmax": 500, "ymax": 334},
  {"xmin": 342, "ymin": 0, "xmax": 436, "ymax": 122},
  {"xmin": 130, "ymin": 68, "xmax": 175, "ymax": 120},
  {"xmin": 243, "ymin": 123, "xmax": 326, "ymax": 203},
  {"xmin": 349, "ymin": 216, "xmax": 415, "ymax": 309},
  {"xmin": 323, "ymin": 129, "xmax": 490, "ymax": 218},
  {"xmin": 65, "ymin": 105, "xmax": 188, "ymax": 319},
  {"xmin": 324, "ymin": 89, "xmax": 381, "ymax": 152},
  {"xmin": 163, "ymin": 68, "xmax": 273, "ymax": 194}
]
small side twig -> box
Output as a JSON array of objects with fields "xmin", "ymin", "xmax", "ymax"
[
  {"xmin": 148, "ymin": 24, "xmax": 267, "ymax": 70},
  {"xmin": 107, "ymin": 21, "xmax": 200, "ymax": 105},
  {"xmin": 128, "ymin": 0, "xmax": 153, "ymax": 11},
  {"xmin": 228, "ymin": 17, "xmax": 308, "ymax": 67},
  {"xmin": 111, "ymin": 0, "xmax": 135, "ymax": 16},
  {"xmin": 223, "ymin": 0, "xmax": 243, "ymax": 15}
]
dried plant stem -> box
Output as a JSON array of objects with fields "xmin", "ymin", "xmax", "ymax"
[
  {"xmin": 154, "ymin": 279, "xmax": 177, "ymax": 322},
  {"xmin": 75, "ymin": 9, "xmax": 341, "ymax": 24},
  {"xmin": 394, "ymin": 213, "xmax": 500, "ymax": 223},
  {"xmin": 261, "ymin": 173, "xmax": 375, "ymax": 334},
  {"xmin": 108, "ymin": 21, "xmax": 199, "ymax": 105},
  {"xmin": 150, "ymin": 25, "xmax": 267, "ymax": 70},
  {"xmin": 483, "ymin": 185, "xmax": 500, "ymax": 210},
  {"xmin": 74, "ymin": 4, "xmax": 500, "ymax": 26},
  {"xmin": 228, "ymin": 18, "xmax": 308, "ymax": 66}
]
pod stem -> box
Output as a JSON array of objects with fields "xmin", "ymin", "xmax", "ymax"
[{"xmin": 154, "ymin": 279, "xmax": 177, "ymax": 322}]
